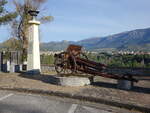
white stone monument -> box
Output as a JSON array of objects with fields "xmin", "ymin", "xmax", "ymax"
[{"xmin": 27, "ymin": 10, "xmax": 41, "ymax": 74}]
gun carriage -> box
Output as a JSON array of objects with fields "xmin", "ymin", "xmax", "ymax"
[{"xmin": 54, "ymin": 45, "xmax": 137, "ymax": 82}]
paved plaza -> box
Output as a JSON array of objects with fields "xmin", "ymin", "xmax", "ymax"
[{"xmin": 0, "ymin": 90, "xmax": 112, "ymax": 113}]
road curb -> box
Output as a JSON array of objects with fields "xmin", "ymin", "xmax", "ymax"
[{"xmin": 0, "ymin": 87, "xmax": 149, "ymax": 113}]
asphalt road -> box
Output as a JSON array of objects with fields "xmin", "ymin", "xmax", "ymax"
[{"xmin": 0, "ymin": 90, "xmax": 112, "ymax": 113}]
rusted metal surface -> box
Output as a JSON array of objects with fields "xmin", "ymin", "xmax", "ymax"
[{"xmin": 54, "ymin": 45, "xmax": 137, "ymax": 82}]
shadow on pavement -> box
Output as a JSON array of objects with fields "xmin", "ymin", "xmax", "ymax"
[
  {"xmin": 18, "ymin": 72, "xmax": 150, "ymax": 94},
  {"xmin": 92, "ymin": 81, "xmax": 150, "ymax": 94},
  {"xmin": 18, "ymin": 73, "xmax": 59, "ymax": 85}
]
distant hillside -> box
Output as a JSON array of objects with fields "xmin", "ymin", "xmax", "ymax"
[
  {"xmin": 1, "ymin": 28, "xmax": 150, "ymax": 52},
  {"xmin": 41, "ymin": 27, "xmax": 150, "ymax": 51},
  {"xmin": 78, "ymin": 28, "xmax": 150, "ymax": 51},
  {"xmin": 40, "ymin": 40, "xmax": 72, "ymax": 51}
]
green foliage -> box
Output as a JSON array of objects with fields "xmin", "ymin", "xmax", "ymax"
[
  {"xmin": 40, "ymin": 54, "xmax": 54, "ymax": 65},
  {"xmin": 3, "ymin": 50, "xmax": 10, "ymax": 60},
  {"xmin": 40, "ymin": 52, "xmax": 150, "ymax": 68},
  {"xmin": 0, "ymin": 0, "xmax": 17, "ymax": 25},
  {"xmin": 86, "ymin": 52, "xmax": 150, "ymax": 68}
]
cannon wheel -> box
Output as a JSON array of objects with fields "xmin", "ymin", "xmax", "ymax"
[
  {"xmin": 54, "ymin": 56, "xmax": 64, "ymax": 74},
  {"xmin": 76, "ymin": 52, "xmax": 88, "ymax": 74},
  {"xmin": 62, "ymin": 59, "xmax": 72, "ymax": 74},
  {"xmin": 54, "ymin": 52, "xmax": 76, "ymax": 74},
  {"xmin": 69, "ymin": 55, "xmax": 77, "ymax": 74}
]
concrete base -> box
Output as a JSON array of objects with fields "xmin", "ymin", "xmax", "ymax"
[
  {"xmin": 10, "ymin": 62, "xmax": 15, "ymax": 73},
  {"xmin": 53, "ymin": 76, "xmax": 91, "ymax": 86},
  {"xmin": 26, "ymin": 69, "xmax": 40, "ymax": 75},
  {"xmin": 117, "ymin": 80, "xmax": 133, "ymax": 90}
]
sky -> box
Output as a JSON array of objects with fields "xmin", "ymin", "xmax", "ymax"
[{"xmin": 0, "ymin": 0, "xmax": 150, "ymax": 42}]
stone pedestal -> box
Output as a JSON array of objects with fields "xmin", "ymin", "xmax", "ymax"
[
  {"xmin": 19, "ymin": 64, "xmax": 23, "ymax": 71},
  {"xmin": 54, "ymin": 76, "xmax": 91, "ymax": 86},
  {"xmin": 10, "ymin": 62, "xmax": 15, "ymax": 73},
  {"xmin": 117, "ymin": 80, "xmax": 133, "ymax": 90},
  {"xmin": 27, "ymin": 20, "xmax": 41, "ymax": 74}
]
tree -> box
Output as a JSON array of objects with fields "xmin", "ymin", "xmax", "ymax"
[
  {"xmin": 11, "ymin": 0, "xmax": 53, "ymax": 61},
  {"xmin": 2, "ymin": 38, "xmax": 21, "ymax": 50},
  {"xmin": 0, "ymin": 0, "xmax": 17, "ymax": 25}
]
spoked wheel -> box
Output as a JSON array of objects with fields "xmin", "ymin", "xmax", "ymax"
[
  {"xmin": 54, "ymin": 52, "xmax": 75, "ymax": 74},
  {"xmin": 54, "ymin": 57, "xmax": 64, "ymax": 74},
  {"xmin": 63, "ymin": 60, "xmax": 72, "ymax": 74},
  {"xmin": 67, "ymin": 55, "xmax": 77, "ymax": 74},
  {"xmin": 76, "ymin": 52, "xmax": 88, "ymax": 74}
]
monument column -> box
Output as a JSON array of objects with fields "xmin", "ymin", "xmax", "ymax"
[{"xmin": 27, "ymin": 10, "xmax": 41, "ymax": 74}]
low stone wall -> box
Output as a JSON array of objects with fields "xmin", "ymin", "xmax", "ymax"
[
  {"xmin": 41, "ymin": 65, "xmax": 150, "ymax": 76},
  {"xmin": 41, "ymin": 65, "xmax": 55, "ymax": 72}
]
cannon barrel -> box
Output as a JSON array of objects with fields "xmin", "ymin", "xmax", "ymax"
[{"xmin": 54, "ymin": 45, "xmax": 138, "ymax": 82}]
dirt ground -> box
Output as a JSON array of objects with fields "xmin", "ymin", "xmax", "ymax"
[{"xmin": 0, "ymin": 72, "xmax": 149, "ymax": 112}]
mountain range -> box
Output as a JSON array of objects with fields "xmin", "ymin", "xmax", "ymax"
[
  {"xmin": 41, "ymin": 27, "xmax": 150, "ymax": 51},
  {"xmin": 1, "ymin": 27, "xmax": 150, "ymax": 52}
]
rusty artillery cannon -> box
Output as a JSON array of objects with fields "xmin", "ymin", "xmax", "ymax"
[{"xmin": 54, "ymin": 44, "xmax": 138, "ymax": 82}]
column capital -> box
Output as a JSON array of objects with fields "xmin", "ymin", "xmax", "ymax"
[{"xmin": 28, "ymin": 20, "xmax": 40, "ymax": 25}]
